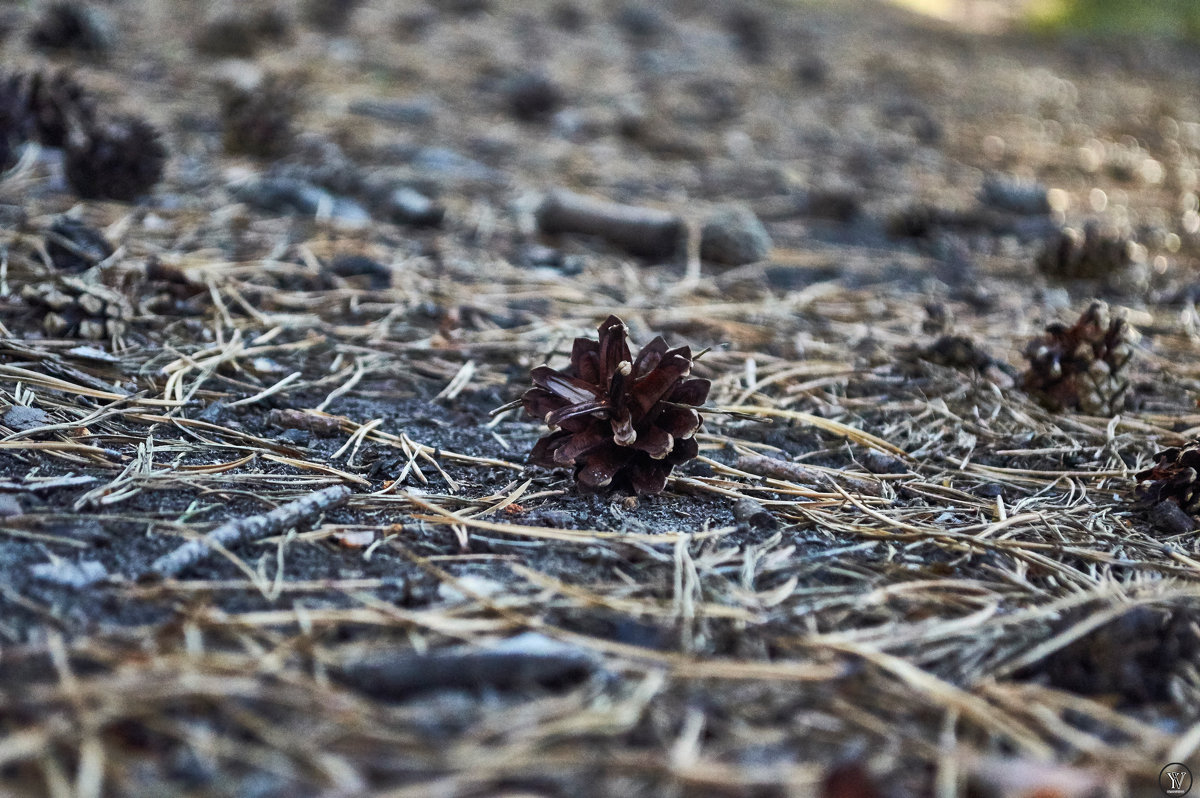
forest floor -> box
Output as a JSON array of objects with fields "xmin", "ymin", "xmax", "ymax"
[{"xmin": 1, "ymin": 0, "xmax": 1200, "ymax": 796}]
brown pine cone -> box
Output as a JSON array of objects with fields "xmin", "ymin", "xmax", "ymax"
[
  {"xmin": 1136, "ymin": 443, "xmax": 1200, "ymax": 515},
  {"xmin": 28, "ymin": 2, "xmax": 112, "ymax": 56},
  {"xmin": 219, "ymin": 74, "xmax": 301, "ymax": 158},
  {"xmin": 1020, "ymin": 606, "xmax": 1200, "ymax": 705},
  {"xmin": 0, "ymin": 74, "xmax": 28, "ymax": 170},
  {"xmin": 45, "ymin": 216, "xmax": 113, "ymax": 273},
  {"xmin": 64, "ymin": 114, "xmax": 166, "ymax": 201},
  {"xmin": 521, "ymin": 315, "xmax": 710, "ymax": 494},
  {"xmin": 16, "ymin": 69, "xmax": 96, "ymax": 148},
  {"xmin": 1021, "ymin": 301, "xmax": 1133, "ymax": 415},
  {"xmin": 1037, "ymin": 222, "xmax": 1132, "ymax": 279},
  {"xmin": 21, "ymin": 277, "xmax": 131, "ymax": 340}
]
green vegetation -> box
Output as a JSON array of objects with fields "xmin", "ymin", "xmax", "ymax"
[{"xmin": 1031, "ymin": 0, "xmax": 1200, "ymax": 38}]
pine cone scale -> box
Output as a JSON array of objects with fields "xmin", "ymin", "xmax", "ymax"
[
  {"xmin": 630, "ymin": 351, "xmax": 694, "ymax": 414},
  {"xmin": 668, "ymin": 377, "xmax": 711, "ymax": 406},
  {"xmin": 632, "ymin": 336, "xmax": 669, "ymax": 377},
  {"xmin": 530, "ymin": 366, "xmax": 602, "ymax": 404},
  {"xmin": 579, "ymin": 446, "xmax": 634, "ymax": 489},
  {"xmin": 657, "ymin": 405, "xmax": 702, "ymax": 439}
]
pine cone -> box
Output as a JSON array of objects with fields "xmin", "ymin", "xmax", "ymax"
[
  {"xmin": 522, "ymin": 315, "xmax": 710, "ymax": 494},
  {"xmin": 28, "ymin": 2, "xmax": 112, "ymax": 56},
  {"xmin": 16, "ymin": 69, "xmax": 96, "ymax": 148},
  {"xmin": 1021, "ymin": 301, "xmax": 1133, "ymax": 415},
  {"xmin": 21, "ymin": 276, "xmax": 131, "ymax": 340},
  {"xmin": 45, "ymin": 216, "xmax": 113, "ymax": 272},
  {"xmin": 219, "ymin": 74, "xmax": 300, "ymax": 158},
  {"xmin": 1020, "ymin": 606, "xmax": 1200, "ymax": 705},
  {"xmin": 64, "ymin": 114, "xmax": 166, "ymax": 201},
  {"xmin": 0, "ymin": 74, "xmax": 28, "ymax": 171},
  {"xmin": 1136, "ymin": 443, "xmax": 1200, "ymax": 515},
  {"xmin": 1037, "ymin": 222, "xmax": 1132, "ymax": 279}
]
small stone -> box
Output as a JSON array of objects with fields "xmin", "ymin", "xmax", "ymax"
[
  {"xmin": 431, "ymin": 0, "xmax": 490, "ymax": 16},
  {"xmin": 551, "ymin": 2, "xmax": 588, "ymax": 31},
  {"xmin": 614, "ymin": 5, "xmax": 666, "ymax": 44},
  {"xmin": 700, "ymin": 205, "xmax": 772, "ymax": 266},
  {"xmin": 505, "ymin": 72, "xmax": 562, "ymax": 122},
  {"xmin": 516, "ymin": 244, "xmax": 562, "ymax": 268},
  {"xmin": 233, "ymin": 177, "xmax": 326, "ymax": 215},
  {"xmin": 793, "ymin": 55, "xmax": 828, "ymax": 87},
  {"xmin": 327, "ymin": 254, "xmax": 391, "ymax": 289},
  {"xmin": 232, "ymin": 177, "xmax": 369, "ymax": 226},
  {"xmin": 385, "ymin": 187, "xmax": 444, "ymax": 227},
  {"xmin": 347, "ymin": 97, "xmax": 437, "ymax": 126},
  {"xmin": 31, "ymin": 559, "xmax": 107, "ymax": 588},
  {"xmin": 409, "ymin": 147, "xmax": 503, "ymax": 183},
  {"xmin": 0, "ymin": 494, "xmax": 23, "ymax": 517},
  {"xmin": 979, "ymin": 174, "xmax": 1050, "ymax": 215},
  {"xmin": 726, "ymin": 6, "xmax": 770, "ymax": 63},
  {"xmin": 805, "ymin": 188, "xmax": 860, "ymax": 222},
  {"xmin": 437, "ymin": 574, "xmax": 507, "ymax": 604},
  {"xmin": 1148, "ymin": 500, "xmax": 1199, "ymax": 536},
  {"xmin": 193, "ymin": 14, "xmax": 262, "ymax": 58},
  {"xmin": 301, "ymin": 0, "xmax": 362, "ymax": 33}
]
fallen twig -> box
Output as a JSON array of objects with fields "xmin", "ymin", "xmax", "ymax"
[
  {"xmin": 536, "ymin": 189, "xmax": 683, "ymax": 258},
  {"xmin": 735, "ymin": 454, "xmax": 883, "ymax": 496},
  {"xmin": 144, "ymin": 485, "xmax": 353, "ymax": 580}
]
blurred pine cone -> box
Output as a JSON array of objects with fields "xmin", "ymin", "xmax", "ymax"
[
  {"xmin": 45, "ymin": 216, "xmax": 113, "ymax": 272},
  {"xmin": 1021, "ymin": 301, "xmax": 1134, "ymax": 415},
  {"xmin": 219, "ymin": 73, "xmax": 300, "ymax": 158},
  {"xmin": 1136, "ymin": 443, "xmax": 1200, "ymax": 515},
  {"xmin": 1021, "ymin": 606, "xmax": 1200, "ymax": 705},
  {"xmin": 0, "ymin": 74, "xmax": 29, "ymax": 170},
  {"xmin": 28, "ymin": 2, "xmax": 112, "ymax": 56},
  {"xmin": 21, "ymin": 276, "xmax": 131, "ymax": 340},
  {"xmin": 522, "ymin": 315, "xmax": 710, "ymax": 494},
  {"xmin": 65, "ymin": 114, "xmax": 166, "ymax": 201},
  {"xmin": 1037, "ymin": 222, "xmax": 1132, "ymax": 279},
  {"xmin": 17, "ymin": 69, "xmax": 96, "ymax": 147}
]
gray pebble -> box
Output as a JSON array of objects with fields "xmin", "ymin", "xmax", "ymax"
[
  {"xmin": 386, "ymin": 187, "xmax": 444, "ymax": 227},
  {"xmin": 347, "ymin": 97, "xmax": 438, "ymax": 126},
  {"xmin": 1149, "ymin": 500, "xmax": 1198, "ymax": 536},
  {"xmin": 0, "ymin": 494, "xmax": 23, "ymax": 517},
  {"xmin": 979, "ymin": 174, "xmax": 1050, "ymax": 216},
  {"xmin": 3, "ymin": 405, "xmax": 51, "ymax": 433},
  {"xmin": 700, "ymin": 205, "xmax": 772, "ymax": 265},
  {"xmin": 31, "ymin": 559, "xmax": 108, "ymax": 588},
  {"xmin": 231, "ymin": 177, "xmax": 370, "ymax": 226}
]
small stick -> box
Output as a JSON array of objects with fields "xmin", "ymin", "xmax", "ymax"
[
  {"xmin": 735, "ymin": 454, "xmax": 882, "ymax": 496},
  {"xmin": 536, "ymin": 189, "xmax": 683, "ymax": 258},
  {"xmin": 145, "ymin": 485, "xmax": 352, "ymax": 580}
]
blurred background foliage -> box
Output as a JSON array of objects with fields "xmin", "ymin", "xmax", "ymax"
[
  {"xmin": 886, "ymin": 0, "xmax": 1200, "ymax": 38},
  {"xmin": 1030, "ymin": 0, "xmax": 1200, "ymax": 37}
]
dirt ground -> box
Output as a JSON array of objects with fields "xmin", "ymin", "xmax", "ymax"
[{"xmin": 2, "ymin": 0, "xmax": 1200, "ymax": 796}]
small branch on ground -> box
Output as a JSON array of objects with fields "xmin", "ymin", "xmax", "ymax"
[
  {"xmin": 735, "ymin": 454, "xmax": 883, "ymax": 496},
  {"xmin": 143, "ymin": 485, "xmax": 352, "ymax": 580}
]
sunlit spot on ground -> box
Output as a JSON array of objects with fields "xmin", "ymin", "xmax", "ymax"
[{"xmin": 884, "ymin": 0, "xmax": 1049, "ymax": 32}]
